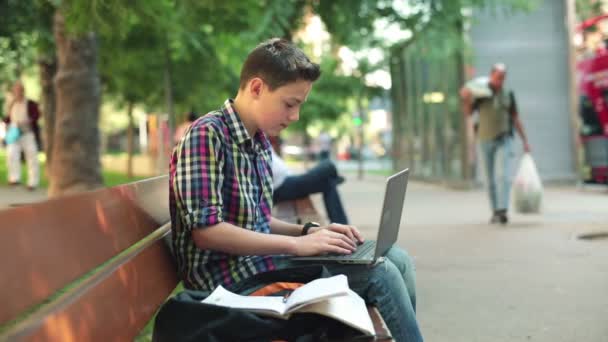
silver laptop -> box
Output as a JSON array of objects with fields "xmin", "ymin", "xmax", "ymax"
[{"xmin": 292, "ymin": 168, "xmax": 409, "ymax": 264}]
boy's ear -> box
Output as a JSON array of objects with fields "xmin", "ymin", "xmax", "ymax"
[{"xmin": 249, "ymin": 78, "xmax": 264, "ymax": 99}]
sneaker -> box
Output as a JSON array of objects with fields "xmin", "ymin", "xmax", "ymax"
[
  {"xmin": 490, "ymin": 212, "xmax": 501, "ymax": 224},
  {"xmin": 499, "ymin": 212, "xmax": 509, "ymax": 225},
  {"xmin": 27, "ymin": 186, "xmax": 37, "ymax": 191},
  {"xmin": 8, "ymin": 181, "xmax": 21, "ymax": 186},
  {"xmin": 336, "ymin": 175, "xmax": 346, "ymax": 185}
]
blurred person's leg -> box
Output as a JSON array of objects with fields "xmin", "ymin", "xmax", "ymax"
[
  {"xmin": 273, "ymin": 160, "xmax": 348, "ymax": 224},
  {"xmin": 495, "ymin": 137, "xmax": 514, "ymax": 222},
  {"xmin": 22, "ymin": 132, "xmax": 39, "ymax": 189},
  {"xmin": 319, "ymin": 182, "xmax": 348, "ymax": 224},
  {"xmin": 479, "ymin": 140, "xmax": 498, "ymax": 214},
  {"xmin": 7, "ymin": 140, "xmax": 22, "ymax": 184}
]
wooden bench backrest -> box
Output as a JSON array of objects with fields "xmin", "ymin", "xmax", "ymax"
[
  {"xmin": 0, "ymin": 176, "xmax": 178, "ymax": 341},
  {"xmin": 273, "ymin": 197, "xmax": 322, "ymax": 224}
]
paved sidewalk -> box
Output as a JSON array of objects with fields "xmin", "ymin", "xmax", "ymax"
[
  {"xmin": 308, "ymin": 174, "xmax": 608, "ymax": 342},
  {"xmin": 1, "ymin": 174, "xmax": 607, "ymax": 341},
  {"xmin": 0, "ymin": 185, "xmax": 47, "ymax": 209}
]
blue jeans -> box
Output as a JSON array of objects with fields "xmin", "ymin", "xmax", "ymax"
[
  {"xmin": 479, "ymin": 136, "xmax": 514, "ymax": 212},
  {"xmin": 274, "ymin": 246, "xmax": 423, "ymax": 342},
  {"xmin": 273, "ymin": 160, "xmax": 348, "ymax": 224}
]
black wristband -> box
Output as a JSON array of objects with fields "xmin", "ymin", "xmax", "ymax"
[{"xmin": 301, "ymin": 221, "xmax": 320, "ymax": 236}]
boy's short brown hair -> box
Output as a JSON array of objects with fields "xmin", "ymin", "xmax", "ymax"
[{"xmin": 239, "ymin": 38, "xmax": 321, "ymax": 91}]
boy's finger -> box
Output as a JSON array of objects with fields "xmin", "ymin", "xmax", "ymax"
[{"xmin": 350, "ymin": 226, "xmax": 364, "ymax": 243}]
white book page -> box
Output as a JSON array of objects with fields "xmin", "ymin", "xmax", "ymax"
[
  {"xmin": 295, "ymin": 289, "xmax": 375, "ymax": 336},
  {"xmin": 202, "ymin": 285, "xmax": 287, "ymax": 315},
  {"xmin": 285, "ymin": 274, "xmax": 349, "ymax": 312}
]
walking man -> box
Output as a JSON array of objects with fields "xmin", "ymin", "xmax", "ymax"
[{"xmin": 460, "ymin": 63, "xmax": 531, "ymax": 224}]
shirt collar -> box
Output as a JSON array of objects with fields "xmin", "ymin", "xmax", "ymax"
[
  {"xmin": 487, "ymin": 82, "xmax": 503, "ymax": 94},
  {"xmin": 221, "ymin": 99, "xmax": 270, "ymax": 151}
]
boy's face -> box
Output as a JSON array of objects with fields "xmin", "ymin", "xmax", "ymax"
[{"xmin": 251, "ymin": 78, "xmax": 313, "ymax": 136}]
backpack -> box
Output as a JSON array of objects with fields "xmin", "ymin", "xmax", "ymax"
[{"xmin": 153, "ymin": 265, "xmax": 376, "ymax": 342}]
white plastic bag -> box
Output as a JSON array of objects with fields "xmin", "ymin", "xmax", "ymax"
[
  {"xmin": 465, "ymin": 76, "xmax": 492, "ymax": 98},
  {"xmin": 512, "ymin": 153, "xmax": 543, "ymax": 213}
]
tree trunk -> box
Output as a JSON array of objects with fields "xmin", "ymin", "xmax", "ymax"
[
  {"xmin": 49, "ymin": 11, "xmax": 102, "ymax": 196},
  {"xmin": 126, "ymin": 101, "xmax": 134, "ymax": 179},
  {"xmin": 389, "ymin": 49, "xmax": 408, "ymax": 173},
  {"xmin": 454, "ymin": 12, "xmax": 470, "ymax": 183},
  {"xmin": 164, "ymin": 37, "xmax": 175, "ymax": 136},
  {"xmin": 39, "ymin": 56, "xmax": 57, "ymax": 175},
  {"xmin": 356, "ymin": 91, "xmax": 365, "ymax": 180},
  {"xmin": 157, "ymin": 38, "xmax": 174, "ymax": 175}
]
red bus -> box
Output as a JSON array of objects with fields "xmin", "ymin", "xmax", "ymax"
[{"xmin": 577, "ymin": 14, "xmax": 608, "ymax": 184}]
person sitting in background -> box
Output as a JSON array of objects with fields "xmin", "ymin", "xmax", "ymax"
[
  {"xmin": 271, "ymin": 147, "xmax": 349, "ymax": 224},
  {"xmin": 316, "ymin": 131, "xmax": 332, "ymax": 159}
]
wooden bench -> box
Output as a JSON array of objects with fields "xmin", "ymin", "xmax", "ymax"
[
  {"xmin": 0, "ymin": 176, "xmax": 176, "ymax": 341},
  {"xmin": 273, "ymin": 196, "xmax": 392, "ymax": 340},
  {"xmin": 0, "ymin": 177, "xmax": 390, "ymax": 341},
  {"xmin": 272, "ymin": 196, "xmax": 322, "ymax": 225}
]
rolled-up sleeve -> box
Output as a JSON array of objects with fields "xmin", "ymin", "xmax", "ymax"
[{"xmin": 174, "ymin": 123, "xmax": 224, "ymax": 231}]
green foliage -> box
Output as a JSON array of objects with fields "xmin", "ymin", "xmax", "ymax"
[
  {"xmin": 1, "ymin": 0, "xmax": 541, "ymax": 139},
  {"xmin": 0, "ymin": 151, "xmax": 146, "ymax": 188},
  {"xmin": 0, "ymin": 0, "xmax": 54, "ymax": 84},
  {"xmin": 576, "ymin": 0, "xmax": 605, "ymax": 22},
  {"xmin": 91, "ymin": 0, "xmax": 309, "ymax": 121},
  {"xmin": 314, "ymin": 0, "xmax": 421, "ymax": 49},
  {"xmin": 286, "ymin": 58, "xmax": 356, "ymax": 132}
]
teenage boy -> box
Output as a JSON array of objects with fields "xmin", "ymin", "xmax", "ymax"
[{"xmin": 170, "ymin": 38, "xmax": 422, "ymax": 342}]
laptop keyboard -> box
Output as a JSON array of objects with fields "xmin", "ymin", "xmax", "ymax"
[{"xmin": 324, "ymin": 240, "xmax": 376, "ymax": 260}]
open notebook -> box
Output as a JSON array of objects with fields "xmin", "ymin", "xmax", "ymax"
[{"xmin": 202, "ymin": 275, "xmax": 374, "ymax": 336}]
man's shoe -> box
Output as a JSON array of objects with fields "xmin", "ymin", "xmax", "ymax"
[
  {"xmin": 8, "ymin": 181, "xmax": 20, "ymax": 187},
  {"xmin": 499, "ymin": 212, "xmax": 509, "ymax": 225},
  {"xmin": 336, "ymin": 175, "xmax": 345, "ymax": 185},
  {"xmin": 490, "ymin": 212, "xmax": 501, "ymax": 224}
]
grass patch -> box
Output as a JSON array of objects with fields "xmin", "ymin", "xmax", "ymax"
[{"xmin": 0, "ymin": 151, "xmax": 146, "ymax": 188}]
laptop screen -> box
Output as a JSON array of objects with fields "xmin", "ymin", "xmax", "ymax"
[{"xmin": 373, "ymin": 169, "xmax": 409, "ymax": 258}]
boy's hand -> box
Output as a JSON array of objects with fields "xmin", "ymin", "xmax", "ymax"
[
  {"xmin": 310, "ymin": 223, "xmax": 364, "ymax": 245},
  {"xmin": 292, "ymin": 223, "xmax": 365, "ymax": 256}
]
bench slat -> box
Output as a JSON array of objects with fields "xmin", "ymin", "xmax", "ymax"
[
  {"xmin": 25, "ymin": 241, "xmax": 177, "ymax": 342},
  {"xmin": 294, "ymin": 197, "xmax": 322, "ymax": 224},
  {"xmin": 272, "ymin": 201, "xmax": 298, "ymax": 222},
  {"xmin": 0, "ymin": 177, "xmax": 169, "ymax": 325},
  {"xmin": 273, "ymin": 197, "xmax": 322, "ymax": 225}
]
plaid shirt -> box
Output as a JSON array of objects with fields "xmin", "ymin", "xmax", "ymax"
[{"xmin": 169, "ymin": 99, "xmax": 276, "ymax": 291}]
